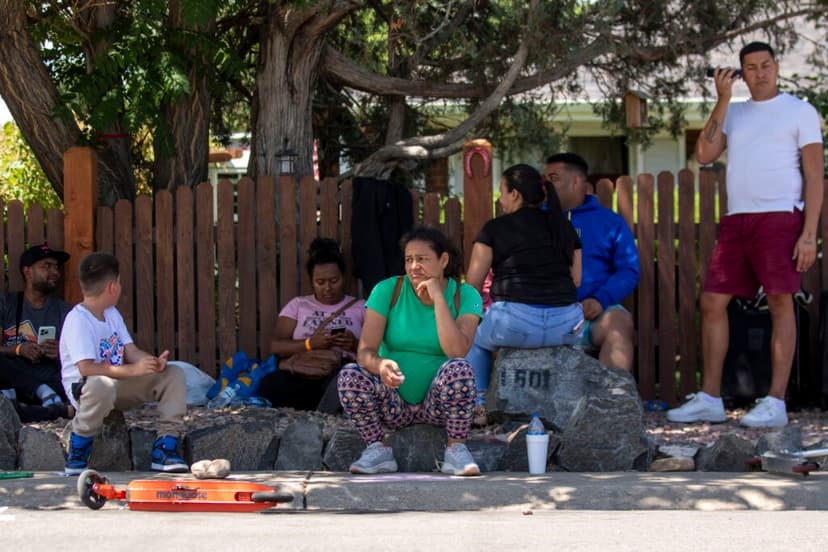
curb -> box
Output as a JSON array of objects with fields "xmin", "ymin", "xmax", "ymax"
[{"xmin": 1, "ymin": 470, "xmax": 827, "ymax": 512}]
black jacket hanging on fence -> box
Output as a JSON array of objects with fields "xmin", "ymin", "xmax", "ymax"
[{"xmin": 351, "ymin": 177, "xmax": 414, "ymax": 295}]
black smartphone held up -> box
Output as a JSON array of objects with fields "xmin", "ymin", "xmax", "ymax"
[
  {"xmin": 706, "ymin": 66, "xmax": 742, "ymax": 79},
  {"xmin": 330, "ymin": 327, "xmax": 345, "ymax": 335}
]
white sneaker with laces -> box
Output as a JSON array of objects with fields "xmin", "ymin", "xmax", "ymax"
[
  {"xmin": 440, "ymin": 443, "xmax": 480, "ymax": 476},
  {"xmin": 666, "ymin": 393, "xmax": 727, "ymax": 423},
  {"xmin": 740, "ymin": 396, "xmax": 788, "ymax": 428},
  {"xmin": 349, "ymin": 442, "xmax": 398, "ymax": 474}
]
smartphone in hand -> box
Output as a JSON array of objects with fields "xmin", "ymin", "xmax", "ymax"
[
  {"xmin": 706, "ymin": 66, "xmax": 742, "ymax": 79},
  {"xmin": 37, "ymin": 325, "xmax": 57, "ymax": 344},
  {"xmin": 330, "ymin": 327, "xmax": 345, "ymax": 335}
]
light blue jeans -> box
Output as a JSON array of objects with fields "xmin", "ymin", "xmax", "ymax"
[{"xmin": 466, "ymin": 301, "xmax": 584, "ymax": 405}]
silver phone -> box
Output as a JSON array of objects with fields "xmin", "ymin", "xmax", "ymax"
[{"xmin": 37, "ymin": 326, "xmax": 57, "ymax": 344}]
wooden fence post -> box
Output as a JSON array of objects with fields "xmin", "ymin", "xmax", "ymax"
[
  {"xmin": 462, "ymin": 139, "xmax": 493, "ymax": 269},
  {"xmin": 63, "ymin": 147, "xmax": 98, "ymax": 304}
]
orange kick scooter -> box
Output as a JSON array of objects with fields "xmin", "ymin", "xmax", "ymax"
[{"xmin": 77, "ymin": 469, "xmax": 294, "ymax": 512}]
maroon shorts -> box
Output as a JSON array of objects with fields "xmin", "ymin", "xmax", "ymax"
[{"xmin": 703, "ymin": 210, "xmax": 803, "ymax": 298}]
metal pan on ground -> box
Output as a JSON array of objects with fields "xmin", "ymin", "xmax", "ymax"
[{"xmin": 752, "ymin": 448, "xmax": 828, "ymax": 477}]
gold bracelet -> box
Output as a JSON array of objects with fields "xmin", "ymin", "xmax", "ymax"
[
  {"xmin": 15, "ymin": 343, "xmax": 23, "ymax": 356},
  {"xmin": 304, "ymin": 338, "xmax": 312, "ymax": 351}
]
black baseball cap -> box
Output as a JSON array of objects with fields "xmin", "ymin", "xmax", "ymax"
[{"xmin": 20, "ymin": 243, "xmax": 70, "ymax": 270}]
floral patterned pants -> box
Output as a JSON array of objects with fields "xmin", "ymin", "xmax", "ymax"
[{"xmin": 337, "ymin": 358, "xmax": 475, "ymax": 444}]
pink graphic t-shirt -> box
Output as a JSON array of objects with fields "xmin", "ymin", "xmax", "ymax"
[{"xmin": 279, "ymin": 294, "xmax": 365, "ymax": 358}]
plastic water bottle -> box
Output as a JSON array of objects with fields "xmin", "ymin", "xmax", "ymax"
[
  {"xmin": 207, "ymin": 382, "xmax": 241, "ymax": 409},
  {"xmin": 527, "ymin": 413, "xmax": 545, "ymax": 435},
  {"xmin": 525, "ymin": 413, "xmax": 549, "ymax": 474}
]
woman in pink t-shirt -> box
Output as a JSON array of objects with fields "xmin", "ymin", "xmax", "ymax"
[{"xmin": 259, "ymin": 239, "xmax": 365, "ymax": 410}]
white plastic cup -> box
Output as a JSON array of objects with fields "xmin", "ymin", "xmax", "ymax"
[{"xmin": 526, "ymin": 433, "xmax": 550, "ymax": 474}]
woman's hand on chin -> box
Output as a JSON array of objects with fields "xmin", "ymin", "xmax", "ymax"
[{"xmin": 415, "ymin": 277, "xmax": 442, "ymax": 303}]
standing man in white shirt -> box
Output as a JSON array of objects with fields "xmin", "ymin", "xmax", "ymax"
[{"xmin": 668, "ymin": 42, "xmax": 824, "ymax": 428}]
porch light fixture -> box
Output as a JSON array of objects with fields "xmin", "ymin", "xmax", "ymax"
[{"xmin": 276, "ymin": 138, "xmax": 298, "ymax": 175}]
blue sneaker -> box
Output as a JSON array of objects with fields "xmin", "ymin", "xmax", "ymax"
[
  {"xmin": 65, "ymin": 433, "xmax": 94, "ymax": 476},
  {"xmin": 151, "ymin": 435, "xmax": 189, "ymax": 473}
]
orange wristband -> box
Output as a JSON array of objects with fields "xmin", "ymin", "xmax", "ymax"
[
  {"xmin": 304, "ymin": 338, "xmax": 312, "ymax": 351},
  {"xmin": 15, "ymin": 343, "xmax": 22, "ymax": 356}
]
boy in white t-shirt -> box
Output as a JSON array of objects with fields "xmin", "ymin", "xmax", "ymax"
[{"xmin": 61, "ymin": 252, "xmax": 187, "ymax": 475}]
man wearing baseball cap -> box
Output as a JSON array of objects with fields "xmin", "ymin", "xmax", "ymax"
[{"xmin": 0, "ymin": 244, "xmax": 73, "ymax": 419}]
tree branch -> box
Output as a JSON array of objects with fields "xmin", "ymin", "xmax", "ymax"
[{"xmin": 353, "ymin": 0, "xmax": 540, "ymax": 175}]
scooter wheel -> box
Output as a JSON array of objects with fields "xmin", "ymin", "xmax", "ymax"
[
  {"xmin": 77, "ymin": 469, "xmax": 109, "ymax": 510},
  {"xmin": 251, "ymin": 491, "xmax": 294, "ymax": 503}
]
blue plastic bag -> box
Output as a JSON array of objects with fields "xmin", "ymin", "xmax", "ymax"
[{"xmin": 206, "ymin": 352, "xmax": 277, "ymax": 401}]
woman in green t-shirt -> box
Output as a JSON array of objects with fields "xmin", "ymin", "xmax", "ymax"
[{"xmin": 337, "ymin": 226, "xmax": 483, "ymax": 476}]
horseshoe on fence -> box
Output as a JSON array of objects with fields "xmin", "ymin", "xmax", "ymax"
[{"xmin": 464, "ymin": 146, "xmax": 491, "ymax": 178}]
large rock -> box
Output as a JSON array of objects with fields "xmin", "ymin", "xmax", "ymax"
[
  {"xmin": 275, "ymin": 415, "xmax": 323, "ymax": 471},
  {"xmin": 18, "ymin": 426, "xmax": 64, "ymax": 471},
  {"xmin": 497, "ymin": 425, "xmax": 560, "ymax": 472},
  {"xmin": 756, "ymin": 426, "xmax": 802, "ymax": 455},
  {"xmin": 491, "ymin": 346, "xmax": 639, "ymax": 429},
  {"xmin": 466, "ymin": 435, "xmax": 509, "ymax": 473},
  {"xmin": 129, "ymin": 427, "xmax": 158, "ymax": 471},
  {"xmin": 492, "ymin": 346, "xmax": 648, "ymax": 471},
  {"xmin": 187, "ymin": 419, "xmax": 280, "ymax": 471},
  {"xmin": 322, "ymin": 429, "xmax": 365, "ymax": 472},
  {"xmin": 387, "ymin": 424, "xmax": 446, "ymax": 472},
  {"xmin": 558, "ymin": 393, "xmax": 648, "ymax": 471},
  {"xmin": 695, "ymin": 433, "xmax": 755, "ymax": 472},
  {"xmin": 0, "ymin": 396, "xmax": 21, "ymax": 469}
]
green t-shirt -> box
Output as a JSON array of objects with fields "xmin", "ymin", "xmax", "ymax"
[{"xmin": 365, "ymin": 276, "xmax": 482, "ymax": 404}]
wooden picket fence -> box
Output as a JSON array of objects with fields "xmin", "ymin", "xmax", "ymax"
[
  {"xmin": 2, "ymin": 165, "xmax": 826, "ymax": 404},
  {"xmin": 90, "ymin": 176, "xmax": 463, "ymax": 377}
]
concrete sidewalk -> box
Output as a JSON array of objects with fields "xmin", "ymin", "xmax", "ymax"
[{"xmin": 1, "ymin": 470, "xmax": 826, "ymax": 512}]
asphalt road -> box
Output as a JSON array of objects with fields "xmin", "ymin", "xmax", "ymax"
[
  {"xmin": 4, "ymin": 509, "xmax": 828, "ymax": 551},
  {"xmin": 2, "ymin": 470, "xmax": 828, "ymax": 551}
]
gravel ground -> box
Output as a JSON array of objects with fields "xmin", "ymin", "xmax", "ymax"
[{"xmin": 645, "ymin": 407, "xmax": 828, "ymax": 449}]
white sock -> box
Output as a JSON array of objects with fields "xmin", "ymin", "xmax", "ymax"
[
  {"xmin": 1, "ymin": 388, "xmax": 16, "ymax": 400},
  {"xmin": 698, "ymin": 391, "xmax": 723, "ymax": 404},
  {"xmin": 36, "ymin": 384, "xmax": 62, "ymax": 405}
]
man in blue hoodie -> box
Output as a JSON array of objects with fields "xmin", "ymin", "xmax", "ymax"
[{"xmin": 544, "ymin": 153, "xmax": 640, "ymax": 372}]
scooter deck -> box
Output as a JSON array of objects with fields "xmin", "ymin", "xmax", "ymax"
[
  {"xmin": 79, "ymin": 470, "xmax": 293, "ymax": 512},
  {"xmin": 124, "ymin": 479, "xmax": 289, "ymax": 512}
]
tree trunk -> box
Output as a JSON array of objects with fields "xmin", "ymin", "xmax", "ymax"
[
  {"xmin": 76, "ymin": 0, "xmax": 136, "ymax": 205},
  {"xmin": 0, "ymin": 0, "xmax": 137, "ymax": 205},
  {"xmin": 250, "ymin": 5, "xmax": 354, "ymax": 179},
  {"xmin": 0, "ymin": 0, "xmax": 80, "ymax": 200},
  {"xmin": 152, "ymin": 1, "xmax": 212, "ymax": 191}
]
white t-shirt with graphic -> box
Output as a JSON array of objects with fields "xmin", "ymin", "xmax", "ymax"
[{"xmin": 60, "ymin": 304, "xmax": 133, "ymax": 408}]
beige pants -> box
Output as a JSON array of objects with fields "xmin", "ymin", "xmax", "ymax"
[{"xmin": 72, "ymin": 364, "xmax": 186, "ymax": 439}]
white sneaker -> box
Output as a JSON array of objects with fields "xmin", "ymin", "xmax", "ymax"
[
  {"xmin": 349, "ymin": 442, "xmax": 398, "ymax": 474},
  {"xmin": 666, "ymin": 393, "xmax": 727, "ymax": 423},
  {"xmin": 740, "ymin": 397, "xmax": 788, "ymax": 428},
  {"xmin": 440, "ymin": 443, "xmax": 480, "ymax": 476}
]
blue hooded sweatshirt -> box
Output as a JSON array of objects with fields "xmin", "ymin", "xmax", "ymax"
[{"xmin": 565, "ymin": 195, "xmax": 640, "ymax": 308}]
